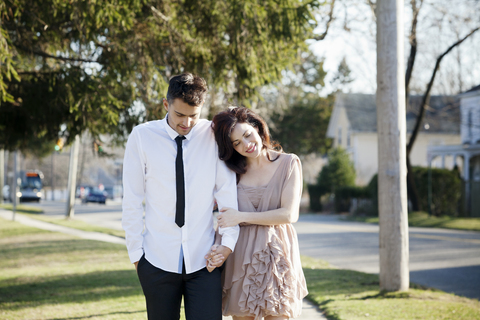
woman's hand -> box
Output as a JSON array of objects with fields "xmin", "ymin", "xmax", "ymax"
[
  {"xmin": 205, "ymin": 244, "xmax": 230, "ymax": 272},
  {"xmin": 217, "ymin": 207, "xmax": 242, "ymax": 228}
]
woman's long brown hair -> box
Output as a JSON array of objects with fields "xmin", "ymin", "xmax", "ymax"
[{"xmin": 211, "ymin": 107, "xmax": 282, "ymax": 182}]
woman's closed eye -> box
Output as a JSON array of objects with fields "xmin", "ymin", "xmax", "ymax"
[{"xmin": 233, "ymin": 132, "xmax": 251, "ymax": 147}]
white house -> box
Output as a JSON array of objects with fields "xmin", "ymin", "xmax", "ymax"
[
  {"xmin": 428, "ymin": 85, "xmax": 480, "ymax": 216},
  {"xmin": 326, "ymin": 93, "xmax": 461, "ymax": 186}
]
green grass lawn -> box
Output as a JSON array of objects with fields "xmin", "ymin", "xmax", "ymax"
[
  {"xmin": 0, "ymin": 217, "xmax": 179, "ymax": 320},
  {"xmin": 344, "ymin": 211, "xmax": 480, "ymax": 232},
  {"xmin": 0, "ymin": 203, "xmax": 125, "ymax": 238},
  {"xmin": 22, "ymin": 212, "xmax": 126, "ymax": 238},
  {"xmin": 0, "ymin": 203, "xmax": 44, "ymax": 214},
  {"xmin": 302, "ymin": 256, "xmax": 480, "ymax": 320},
  {"xmin": 2, "ymin": 215, "xmax": 480, "ymax": 320}
]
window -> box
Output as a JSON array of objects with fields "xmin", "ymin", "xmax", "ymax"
[{"xmin": 338, "ymin": 127, "xmax": 342, "ymax": 146}]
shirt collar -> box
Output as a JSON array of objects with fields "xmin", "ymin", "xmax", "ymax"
[{"xmin": 163, "ymin": 113, "xmax": 194, "ymax": 141}]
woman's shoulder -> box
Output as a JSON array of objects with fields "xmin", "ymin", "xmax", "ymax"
[
  {"xmin": 270, "ymin": 152, "xmax": 301, "ymax": 174},
  {"xmin": 276, "ymin": 152, "xmax": 300, "ymax": 164}
]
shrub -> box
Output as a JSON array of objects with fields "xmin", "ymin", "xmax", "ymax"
[
  {"xmin": 367, "ymin": 168, "xmax": 462, "ymax": 217},
  {"xmin": 317, "ymin": 147, "xmax": 356, "ymax": 193},
  {"xmin": 307, "ymin": 184, "xmax": 326, "ymax": 212},
  {"xmin": 308, "ymin": 148, "xmax": 356, "ymax": 212},
  {"xmin": 334, "ymin": 185, "xmax": 369, "ymax": 212},
  {"xmin": 412, "ymin": 167, "xmax": 462, "ymax": 216}
]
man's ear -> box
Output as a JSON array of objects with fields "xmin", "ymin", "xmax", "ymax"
[{"xmin": 163, "ymin": 98, "xmax": 169, "ymax": 112}]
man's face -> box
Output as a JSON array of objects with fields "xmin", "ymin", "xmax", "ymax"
[{"xmin": 163, "ymin": 98, "xmax": 203, "ymax": 136}]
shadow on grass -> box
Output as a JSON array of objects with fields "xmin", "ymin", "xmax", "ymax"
[
  {"xmin": 0, "ymin": 239, "xmax": 124, "ymax": 263},
  {"xmin": 44, "ymin": 310, "xmax": 144, "ymax": 320},
  {"xmin": 0, "ymin": 269, "xmax": 142, "ymax": 310}
]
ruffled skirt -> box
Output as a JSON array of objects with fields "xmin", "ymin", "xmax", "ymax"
[{"xmin": 222, "ymin": 224, "xmax": 308, "ymax": 319}]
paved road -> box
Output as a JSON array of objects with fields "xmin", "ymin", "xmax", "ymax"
[
  {"xmin": 295, "ymin": 214, "xmax": 480, "ymax": 300},
  {"xmin": 31, "ymin": 201, "xmax": 480, "ymax": 299}
]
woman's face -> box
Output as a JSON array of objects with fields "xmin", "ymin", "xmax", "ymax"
[{"xmin": 230, "ymin": 122, "xmax": 263, "ymax": 158}]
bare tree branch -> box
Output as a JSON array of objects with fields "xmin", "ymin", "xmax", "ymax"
[
  {"xmin": 312, "ymin": 0, "xmax": 336, "ymax": 41},
  {"xmin": 407, "ymin": 26, "xmax": 480, "ymax": 154},
  {"xmin": 15, "ymin": 45, "xmax": 101, "ymax": 64},
  {"xmin": 405, "ymin": 0, "xmax": 424, "ymax": 212},
  {"xmin": 366, "ymin": 0, "xmax": 376, "ymax": 19},
  {"xmin": 405, "ymin": 0, "xmax": 423, "ymax": 99}
]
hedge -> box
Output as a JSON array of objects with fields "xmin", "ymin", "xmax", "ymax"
[
  {"xmin": 367, "ymin": 167, "xmax": 462, "ymax": 216},
  {"xmin": 309, "ymin": 167, "xmax": 462, "ymax": 216},
  {"xmin": 334, "ymin": 186, "xmax": 370, "ymax": 212}
]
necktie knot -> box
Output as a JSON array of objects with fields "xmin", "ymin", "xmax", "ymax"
[{"xmin": 175, "ymin": 135, "xmax": 186, "ymax": 145}]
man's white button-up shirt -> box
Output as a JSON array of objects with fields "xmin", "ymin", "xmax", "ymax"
[{"xmin": 122, "ymin": 116, "xmax": 239, "ymax": 274}]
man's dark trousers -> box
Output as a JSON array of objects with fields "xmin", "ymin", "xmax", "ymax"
[{"xmin": 137, "ymin": 255, "xmax": 222, "ymax": 320}]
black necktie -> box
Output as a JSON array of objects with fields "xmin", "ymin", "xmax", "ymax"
[{"xmin": 175, "ymin": 136, "xmax": 186, "ymax": 227}]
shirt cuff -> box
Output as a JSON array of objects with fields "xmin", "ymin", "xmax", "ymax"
[
  {"xmin": 128, "ymin": 248, "xmax": 144, "ymax": 264},
  {"xmin": 221, "ymin": 235, "xmax": 237, "ymax": 253}
]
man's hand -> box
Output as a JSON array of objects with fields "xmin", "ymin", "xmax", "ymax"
[
  {"xmin": 205, "ymin": 245, "xmax": 232, "ymax": 272},
  {"xmin": 134, "ymin": 261, "xmax": 139, "ymax": 271}
]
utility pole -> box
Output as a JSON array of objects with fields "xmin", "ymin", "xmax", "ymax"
[
  {"xmin": 66, "ymin": 135, "xmax": 80, "ymax": 219},
  {"xmin": 12, "ymin": 151, "xmax": 18, "ymax": 221},
  {"xmin": 51, "ymin": 152, "xmax": 55, "ymax": 201},
  {"xmin": 376, "ymin": 0, "xmax": 409, "ymax": 291},
  {"xmin": 0, "ymin": 149, "xmax": 4, "ymax": 204}
]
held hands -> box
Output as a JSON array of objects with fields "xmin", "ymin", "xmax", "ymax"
[
  {"xmin": 205, "ymin": 244, "xmax": 232, "ymax": 272},
  {"xmin": 217, "ymin": 207, "xmax": 242, "ymax": 228}
]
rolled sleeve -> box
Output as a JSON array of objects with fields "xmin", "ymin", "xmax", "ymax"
[
  {"xmin": 122, "ymin": 128, "xmax": 147, "ymax": 264},
  {"xmin": 219, "ymin": 228, "xmax": 239, "ymax": 252},
  {"xmin": 214, "ymin": 149, "xmax": 239, "ymax": 252}
]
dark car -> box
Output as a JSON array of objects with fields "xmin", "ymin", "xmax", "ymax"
[{"xmin": 82, "ymin": 189, "xmax": 107, "ymax": 204}]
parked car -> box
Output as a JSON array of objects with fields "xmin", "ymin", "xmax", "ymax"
[
  {"xmin": 103, "ymin": 186, "xmax": 115, "ymax": 200},
  {"xmin": 81, "ymin": 189, "xmax": 107, "ymax": 204}
]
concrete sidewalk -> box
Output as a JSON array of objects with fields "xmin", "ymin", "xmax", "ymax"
[
  {"xmin": 0, "ymin": 209, "xmax": 327, "ymax": 319},
  {"xmin": 0, "ymin": 209, "xmax": 125, "ymax": 245}
]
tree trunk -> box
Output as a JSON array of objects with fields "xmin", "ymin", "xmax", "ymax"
[
  {"xmin": 406, "ymin": 157, "xmax": 421, "ymax": 211},
  {"xmin": 404, "ymin": 0, "xmax": 423, "ymax": 211},
  {"xmin": 66, "ymin": 135, "xmax": 80, "ymax": 219},
  {"xmin": 376, "ymin": 0, "xmax": 410, "ymax": 292},
  {"xmin": 0, "ymin": 149, "xmax": 4, "ymax": 204}
]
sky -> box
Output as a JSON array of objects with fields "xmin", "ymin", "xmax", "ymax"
[{"xmin": 309, "ymin": 0, "xmax": 480, "ymax": 97}]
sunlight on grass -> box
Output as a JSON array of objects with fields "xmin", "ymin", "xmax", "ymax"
[
  {"xmin": 0, "ymin": 203, "xmax": 43, "ymax": 214},
  {"xmin": 21, "ymin": 212, "xmax": 126, "ymax": 238},
  {"xmin": 0, "ymin": 217, "xmax": 185, "ymax": 320},
  {"xmin": 302, "ymin": 255, "xmax": 480, "ymax": 320},
  {"xmin": 343, "ymin": 211, "xmax": 480, "ymax": 232}
]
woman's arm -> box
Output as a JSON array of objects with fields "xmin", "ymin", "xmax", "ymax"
[{"xmin": 217, "ymin": 156, "xmax": 302, "ymax": 227}]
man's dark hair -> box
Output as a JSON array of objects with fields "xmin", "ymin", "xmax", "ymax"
[{"xmin": 166, "ymin": 73, "xmax": 208, "ymax": 106}]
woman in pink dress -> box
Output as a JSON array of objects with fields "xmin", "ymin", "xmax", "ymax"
[{"xmin": 208, "ymin": 107, "xmax": 308, "ymax": 320}]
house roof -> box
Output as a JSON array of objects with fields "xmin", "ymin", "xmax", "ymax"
[
  {"xmin": 465, "ymin": 84, "xmax": 480, "ymax": 93},
  {"xmin": 459, "ymin": 84, "xmax": 480, "ymax": 98},
  {"xmin": 333, "ymin": 93, "xmax": 460, "ymax": 134}
]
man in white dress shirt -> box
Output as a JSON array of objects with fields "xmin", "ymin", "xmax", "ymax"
[{"xmin": 122, "ymin": 73, "xmax": 239, "ymax": 319}]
